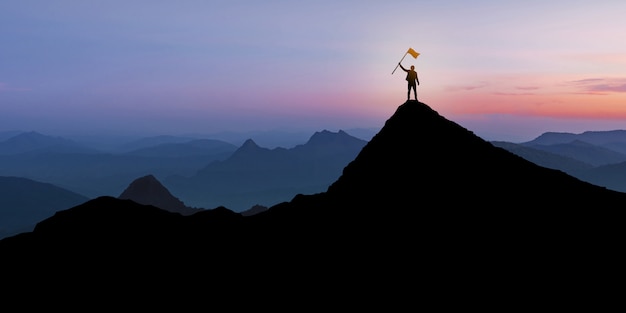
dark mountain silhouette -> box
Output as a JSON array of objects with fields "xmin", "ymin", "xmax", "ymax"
[
  {"xmin": 118, "ymin": 174, "xmax": 203, "ymax": 215},
  {"xmin": 0, "ymin": 176, "xmax": 89, "ymax": 239},
  {"xmin": 165, "ymin": 129, "xmax": 368, "ymax": 211},
  {"xmin": 240, "ymin": 204, "xmax": 269, "ymax": 216},
  {"xmin": 2, "ymin": 101, "xmax": 625, "ymax": 302}
]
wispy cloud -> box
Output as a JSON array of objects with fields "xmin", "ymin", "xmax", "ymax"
[
  {"xmin": 444, "ymin": 82, "xmax": 488, "ymax": 92},
  {"xmin": 491, "ymin": 86, "xmax": 540, "ymax": 96},
  {"xmin": 515, "ymin": 86, "xmax": 540, "ymax": 91},
  {"xmin": 567, "ymin": 78, "xmax": 626, "ymax": 95},
  {"xmin": 492, "ymin": 92, "xmax": 535, "ymax": 96}
]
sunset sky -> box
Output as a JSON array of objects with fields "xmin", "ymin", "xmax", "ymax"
[{"xmin": 2, "ymin": 0, "xmax": 626, "ymax": 142}]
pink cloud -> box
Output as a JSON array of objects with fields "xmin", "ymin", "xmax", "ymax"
[
  {"xmin": 491, "ymin": 86, "xmax": 539, "ymax": 95},
  {"xmin": 492, "ymin": 92, "xmax": 536, "ymax": 96},
  {"xmin": 567, "ymin": 78, "xmax": 626, "ymax": 94},
  {"xmin": 444, "ymin": 82, "xmax": 488, "ymax": 92},
  {"xmin": 515, "ymin": 86, "xmax": 540, "ymax": 91}
]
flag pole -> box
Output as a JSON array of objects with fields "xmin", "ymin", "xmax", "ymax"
[{"xmin": 392, "ymin": 52, "xmax": 408, "ymax": 74}]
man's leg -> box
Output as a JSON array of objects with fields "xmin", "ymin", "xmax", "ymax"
[{"xmin": 407, "ymin": 85, "xmax": 411, "ymax": 100}]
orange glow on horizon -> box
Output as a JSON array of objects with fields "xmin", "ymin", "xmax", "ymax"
[
  {"xmin": 429, "ymin": 90, "xmax": 626, "ymax": 119},
  {"xmin": 423, "ymin": 72, "xmax": 626, "ymax": 121}
]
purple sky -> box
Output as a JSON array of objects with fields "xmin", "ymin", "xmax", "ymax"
[{"xmin": 2, "ymin": 1, "xmax": 626, "ymax": 142}]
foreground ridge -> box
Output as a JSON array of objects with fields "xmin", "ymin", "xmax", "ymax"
[{"xmin": 2, "ymin": 101, "xmax": 624, "ymax": 305}]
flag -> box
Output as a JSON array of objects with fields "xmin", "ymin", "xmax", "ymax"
[{"xmin": 392, "ymin": 47, "xmax": 420, "ymax": 74}]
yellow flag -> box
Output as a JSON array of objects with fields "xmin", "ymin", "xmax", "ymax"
[{"xmin": 407, "ymin": 48, "xmax": 419, "ymax": 59}]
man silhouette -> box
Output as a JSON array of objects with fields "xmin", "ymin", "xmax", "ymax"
[{"xmin": 399, "ymin": 63, "xmax": 419, "ymax": 101}]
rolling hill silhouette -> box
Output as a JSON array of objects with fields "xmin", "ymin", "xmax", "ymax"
[{"xmin": 2, "ymin": 101, "xmax": 624, "ymax": 302}]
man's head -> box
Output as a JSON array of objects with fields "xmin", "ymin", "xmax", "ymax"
[{"xmin": 410, "ymin": 65, "xmax": 415, "ymax": 70}]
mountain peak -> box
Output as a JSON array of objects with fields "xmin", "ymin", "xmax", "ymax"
[
  {"xmin": 119, "ymin": 174, "xmax": 202, "ymax": 215},
  {"xmin": 240, "ymin": 138, "xmax": 259, "ymax": 149},
  {"xmin": 324, "ymin": 100, "xmax": 626, "ymax": 208},
  {"xmin": 304, "ymin": 129, "xmax": 364, "ymax": 147},
  {"xmin": 227, "ymin": 138, "xmax": 272, "ymax": 161}
]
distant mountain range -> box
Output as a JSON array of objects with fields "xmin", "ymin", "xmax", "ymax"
[
  {"xmin": 491, "ymin": 129, "xmax": 626, "ymax": 193},
  {"xmin": 2, "ymin": 100, "xmax": 625, "ymax": 301},
  {"xmin": 0, "ymin": 132, "xmax": 238, "ymax": 197},
  {"xmin": 521, "ymin": 129, "xmax": 626, "ymax": 151},
  {"xmin": 0, "ymin": 129, "xmax": 367, "ymax": 238},
  {"xmin": 0, "ymin": 131, "xmax": 366, "ymax": 201},
  {"xmin": 165, "ymin": 129, "xmax": 368, "ymax": 211}
]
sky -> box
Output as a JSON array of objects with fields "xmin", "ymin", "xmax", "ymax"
[{"xmin": 2, "ymin": 0, "xmax": 626, "ymax": 143}]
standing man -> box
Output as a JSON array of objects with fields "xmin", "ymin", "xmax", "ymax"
[{"xmin": 399, "ymin": 63, "xmax": 419, "ymax": 101}]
